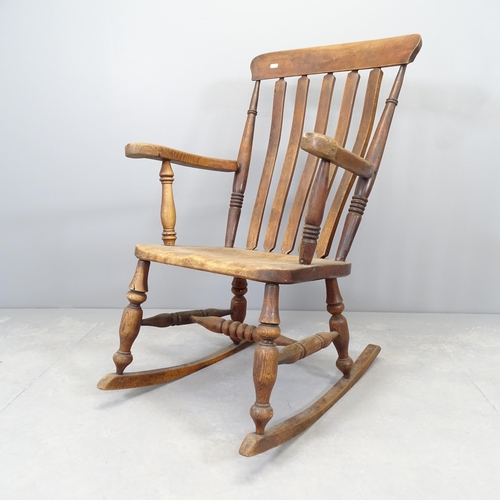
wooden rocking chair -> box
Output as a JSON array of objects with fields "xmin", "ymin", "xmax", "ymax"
[{"xmin": 98, "ymin": 35, "xmax": 422, "ymax": 456}]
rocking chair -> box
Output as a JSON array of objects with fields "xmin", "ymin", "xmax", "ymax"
[{"xmin": 98, "ymin": 35, "xmax": 422, "ymax": 456}]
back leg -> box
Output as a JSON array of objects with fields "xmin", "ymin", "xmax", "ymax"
[
  {"xmin": 112, "ymin": 260, "xmax": 150, "ymax": 375},
  {"xmin": 228, "ymin": 277, "xmax": 248, "ymax": 344},
  {"xmin": 326, "ymin": 278, "xmax": 353, "ymax": 379},
  {"xmin": 230, "ymin": 277, "xmax": 248, "ymax": 322}
]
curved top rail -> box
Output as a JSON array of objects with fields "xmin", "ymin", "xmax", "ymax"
[{"xmin": 250, "ymin": 34, "xmax": 422, "ymax": 81}]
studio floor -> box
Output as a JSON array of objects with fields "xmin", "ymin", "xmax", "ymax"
[{"xmin": 0, "ymin": 309, "xmax": 499, "ymax": 499}]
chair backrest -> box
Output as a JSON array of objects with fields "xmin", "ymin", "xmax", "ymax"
[{"xmin": 224, "ymin": 35, "xmax": 422, "ymax": 262}]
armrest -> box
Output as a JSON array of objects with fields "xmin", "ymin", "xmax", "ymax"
[
  {"xmin": 125, "ymin": 142, "xmax": 238, "ymax": 173},
  {"xmin": 300, "ymin": 132, "xmax": 375, "ymax": 178}
]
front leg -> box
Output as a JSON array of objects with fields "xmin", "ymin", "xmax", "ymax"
[
  {"xmin": 250, "ymin": 283, "xmax": 280, "ymax": 434},
  {"xmin": 112, "ymin": 260, "xmax": 150, "ymax": 375}
]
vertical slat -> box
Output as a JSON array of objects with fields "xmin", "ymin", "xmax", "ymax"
[
  {"xmin": 363, "ymin": 67, "xmax": 406, "ymax": 196},
  {"xmin": 246, "ymin": 78, "xmax": 287, "ymax": 250},
  {"xmin": 317, "ymin": 68, "xmax": 383, "ymax": 258},
  {"xmin": 327, "ymin": 71, "xmax": 361, "ymax": 188},
  {"xmin": 294, "ymin": 71, "xmax": 360, "ymax": 259},
  {"xmin": 333, "ymin": 72, "xmax": 361, "ymax": 147},
  {"xmin": 352, "ymin": 68, "xmax": 383, "ymax": 157},
  {"xmin": 335, "ymin": 65, "xmax": 406, "ymax": 261},
  {"xmin": 281, "ymin": 73, "xmax": 335, "ymax": 254},
  {"xmin": 263, "ymin": 76, "xmax": 310, "ymax": 252},
  {"xmin": 225, "ymin": 81, "xmax": 260, "ymax": 247}
]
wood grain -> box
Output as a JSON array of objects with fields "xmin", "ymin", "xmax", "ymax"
[
  {"xmin": 125, "ymin": 143, "xmax": 238, "ymax": 172},
  {"xmin": 281, "ymin": 73, "xmax": 335, "ymax": 254},
  {"xmin": 225, "ymin": 82, "xmax": 260, "ymax": 247},
  {"xmin": 239, "ymin": 344, "xmax": 381, "ymax": 456},
  {"xmin": 317, "ymin": 68, "xmax": 382, "ymax": 258},
  {"xmin": 264, "ymin": 76, "xmax": 310, "ymax": 252},
  {"xmin": 247, "ymin": 78, "xmax": 287, "ymax": 250},
  {"xmin": 251, "ymin": 34, "xmax": 422, "ymax": 80},
  {"xmin": 159, "ymin": 160, "xmax": 177, "ymax": 245},
  {"xmin": 301, "ymin": 133, "xmax": 375, "ymax": 178},
  {"xmin": 98, "ymin": 342, "xmax": 252, "ymax": 390},
  {"xmin": 134, "ymin": 244, "xmax": 351, "ymax": 284},
  {"xmin": 101, "ymin": 35, "xmax": 422, "ymax": 456}
]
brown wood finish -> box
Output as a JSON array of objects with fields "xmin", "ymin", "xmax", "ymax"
[
  {"xmin": 301, "ymin": 133, "xmax": 375, "ymax": 178},
  {"xmin": 125, "ymin": 143, "xmax": 238, "ymax": 172},
  {"xmin": 239, "ymin": 344, "xmax": 381, "ymax": 456},
  {"xmin": 263, "ymin": 75, "xmax": 310, "ymax": 252},
  {"xmin": 326, "ymin": 278, "xmax": 353, "ymax": 378},
  {"xmin": 277, "ymin": 331, "xmax": 338, "ymax": 365},
  {"xmin": 112, "ymin": 259, "xmax": 150, "ymax": 375},
  {"xmin": 225, "ymin": 82, "xmax": 260, "ymax": 247},
  {"xmin": 298, "ymin": 158, "xmax": 331, "ymax": 265},
  {"xmin": 133, "ymin": 244, "xmax": 351, "ymax": 284},
  {"xmin": 332, "ymin": 70, "xmax": 360, "ymax": 149},
  {"xmin": 230, "ymin": 277, "xmax": 248, "ymax": 323},
  {"xmin": 281, "ymin": 73, "xmax": 335, "ymax": 254},
  {"xmin": 246, "ymin": 78, "xmax": 287, "ymax": 250},
  {"xmin": 141, "ymin": 308, "xmax": 232, "ymax": 328},
  {"xmin": 250, "ymin": 34, "xmax": 421, "ymax": 80},
  {"xmin": 98, "ymin": 35, "xmax": 421, "ymax": 456},
  {"xmin": 251, "ymin": 283, "xmax": 281, "ymax": 435},
  {"xmin": 159, "ymin": 160, "xmax": 177, "ymax": 245},
  {"xmin": 336, "ymin": 65, "xmax": 407, "ymax": 261},
  {"xmin": 98, "ymin": 342, "xmax": 252, "ymax": 390},
  {"xmin": 317, "ymin": 68, "xmax": 382, "ymax": 258},
  {"xmin": 190, "ymin": 315, "xmax": 296, "ymax": 346}
]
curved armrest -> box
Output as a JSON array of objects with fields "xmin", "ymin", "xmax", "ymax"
[
  {"xmin": 300, "ymin": 132, "xmax": 375, "ymax": 178},
  {"xmin": 125, "ymin": 142, "xmax": 238, "ymax": 173}
]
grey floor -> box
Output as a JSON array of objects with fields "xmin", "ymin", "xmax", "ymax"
[{"xmin": 0, "ymin": 309, "xmax": 499, "ymax": 499}]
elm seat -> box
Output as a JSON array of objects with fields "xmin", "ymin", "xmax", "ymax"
[
  {"xmin": 97, "ymin": 34, "xmax": 422, "ymax": 457},
  {"xmin": 135, "ymin": 245, "xmax": 351, "ymax": 284}
]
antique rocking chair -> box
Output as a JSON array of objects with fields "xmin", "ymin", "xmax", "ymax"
[{"xmin": 98, "ymin": 35, "xmax": 422, "ymax": 456}]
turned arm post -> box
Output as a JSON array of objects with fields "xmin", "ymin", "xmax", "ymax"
[
  {"xmin": 225, "ymin": 81, "xmax": 260, "ymax": 247},
  {"xmin": 160, "ymin": 160, "xmax": 177, "ymax": 245},
  {"xmin": 336, "ymin": 65, "xmax": 407, "ymax": 261}
]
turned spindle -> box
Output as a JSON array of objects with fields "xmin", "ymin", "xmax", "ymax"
[
  {"xmin": 230, "ymin": 277, "xmax": 248, "ymax": 323},
  {"xmin": 225, "ymin": 81, "xmax": 260, "ymax": 247},
  {"xmin": 142, "ymin": 308, "xmax": 231, "ymax": 328},
  {"xmin": 299, "ymin": 158, "xmax": 330, "ymax": 264},
  {"xmin": 191, "ymin": 315, "xmax": 258, "ymax": 343},
  {"xmin": 160, "ymin": 160, "xmax": 177, "ymax": 246},
  {"xmin": 326, "ymin": 278, "xmax": 353, "ymax": 378},
  {"xmin": 278, "ymin": 331, "xmax": 338, "ymax": 365},
  {"xmin": 250, "ymin": 284, "xmax": 281, "ymax": 435},
  {"xmin": 113, "ymin": 260, "xmax": 150, "ymax": 375}
]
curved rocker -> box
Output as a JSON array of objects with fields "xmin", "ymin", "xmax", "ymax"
[
  {"xmin": 97, "ymin": 341, "xmax": 252, "ymax": 390},
  {"xmin": 239, "ymin": 343, "xmax": 381, "ymax": 457}
]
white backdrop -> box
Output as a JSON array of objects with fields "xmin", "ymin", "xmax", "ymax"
[{"xmin": 1, "ymin": 0, "xmax": 499, "ymax": 312}]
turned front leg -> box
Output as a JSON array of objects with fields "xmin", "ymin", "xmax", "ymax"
[
  {"xmin": 326, "ymin": 278, "xmax": 353, "ymax": 379},
  {"xmin": 113, "ymin": 260, "xmax": 150, "ymax": 375},
  {"xmin": 250, "ymin": 283, "xmax": 280, "ymax": 435}
]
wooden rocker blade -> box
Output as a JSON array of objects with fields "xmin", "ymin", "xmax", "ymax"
[
  {"xmin": 239, "ymin": 343, "xmax": 381, "ymax": 457},
  {"xmin": 97, "ymin": 341, "xmax": 252, "ymax": 390}
]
